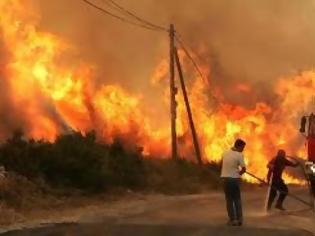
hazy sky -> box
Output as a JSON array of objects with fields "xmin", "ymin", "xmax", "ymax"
[{"xmin": 33, "ymin": 0, "xmax": 315, "ymax": 107}]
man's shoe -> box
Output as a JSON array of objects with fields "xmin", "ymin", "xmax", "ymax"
[
  {"xmin": 275, "ymin": 205, "xmax": 286, "ymax": 211},
  {"xmin": 231, "ymin": 220, "xmax": 241, "ymax": 226},
  {"xmin": 236, "ymin": 221, "xmax": 243, "ymax": 226},
  {"xmin": 226, "ymin": 220, "xmax": 234, "ymax": 226}
]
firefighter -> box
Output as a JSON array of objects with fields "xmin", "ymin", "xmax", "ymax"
[{"xmin": 266, "ymin": 149, "xmax": 299, "ymax": 211}]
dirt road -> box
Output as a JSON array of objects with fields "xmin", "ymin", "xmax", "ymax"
[{"xmin": 1, "ymin": 187, "xmax": 314, "ymax": 236}]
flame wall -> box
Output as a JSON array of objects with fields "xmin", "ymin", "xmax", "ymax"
[{"xmin": 1, "ymin": 0, "xmax": 315, "ymax": 183}]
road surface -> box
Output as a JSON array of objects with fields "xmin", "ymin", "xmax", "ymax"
[{"xmin": 1, "ymin": 187, "xmax": 314, "ymax": 236}]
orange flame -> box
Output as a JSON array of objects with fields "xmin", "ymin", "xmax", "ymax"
[{"xmin": 0, "ymin": 0, "xmax": 312, "ymax": 184}]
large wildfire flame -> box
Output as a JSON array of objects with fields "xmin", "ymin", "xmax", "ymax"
[{"xmin": 0, "ymin": 0, "xmax": 313, "ymax": 184}]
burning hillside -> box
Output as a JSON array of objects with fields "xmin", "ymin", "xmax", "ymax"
[{"xmin": 0, "ymin": 0, "xmax": 315, "ymax": 183}]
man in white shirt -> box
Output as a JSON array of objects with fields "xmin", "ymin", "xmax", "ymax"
[{"xmin": 221, "ymin": 139, "xmax": 246, "ymax": 226}]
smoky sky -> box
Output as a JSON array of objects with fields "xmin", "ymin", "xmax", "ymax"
[{"xmin": 33, "ymin": 0, "xmax": 315, "ymax": 108}]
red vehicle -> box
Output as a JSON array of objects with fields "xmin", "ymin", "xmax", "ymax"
[{"xmin": 300, "ymin": 114, "xmax": 315, "ymax": 198}]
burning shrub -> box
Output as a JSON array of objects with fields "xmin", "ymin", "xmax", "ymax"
[
  {"xmin": 0, "ymin": 131, "xmax": 146, "ymax": 193},
  {"xmin": 39, "ymin": 131, "xmax": 108, "ymax": 191},
  {"xmin": 104, "ymin": 139, "xmax": 145, "ymax": 189},
  {"xmin": 0, "ymin": 131, "xmax": 220, "ymax": 197}
]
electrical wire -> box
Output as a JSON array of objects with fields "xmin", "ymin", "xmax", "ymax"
[
  {"xmin": 82, "ymin": 0, "xmax": 162, "ymax": 31},
  {"xmin": 103, "ymin": 0, "xmax": 168, "ymax": 32},
  {"xmin": 175, "ymin": 34, "xmax": 221, "ymax": 106},
  {"xmin": 83, "ymin": 0, "xmax": 220, "ymax": 106}
]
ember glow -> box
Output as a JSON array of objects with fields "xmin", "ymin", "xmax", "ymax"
[{"xmin": 0, "ymin": 0, "xmax": 313, "ymax": 184}]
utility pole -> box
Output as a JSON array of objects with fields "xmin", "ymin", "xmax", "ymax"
[
  {"xmin": 169, "ymin": 24, "xmax": 177, "ymax": 160},
  {"xmin": 174, "ymin": 47, "xmax": 202, "ymax": 165}
]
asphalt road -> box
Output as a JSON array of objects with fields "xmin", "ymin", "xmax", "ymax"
[{"xmin": 1, "ymin": 187, "xmax": 314, "ymax": 236}]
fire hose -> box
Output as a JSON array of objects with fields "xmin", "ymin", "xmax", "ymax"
[
  {"xmin": 245, "ymin": 171, "xmax": 314, "ymax": 208},
  {"xmin": 286, "ymin": 155, "xmax": 315, "ymax": 210}
]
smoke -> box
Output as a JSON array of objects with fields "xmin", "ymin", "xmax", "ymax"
[
  {"xmin": 0, "ymin": 0, "xmax": 313, "ymax": 182},
  {"xmin": 1, "ymin": 0, "xmax": 312, "ymax": 142},
  {"xmin": 33, "ymin": 0, "xmax": 315, "ymax": 109}
]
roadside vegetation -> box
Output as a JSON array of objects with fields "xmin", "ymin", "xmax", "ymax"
[{"xmin": 0, "ymin": 131, "xmax": 221, "ymax": 213}]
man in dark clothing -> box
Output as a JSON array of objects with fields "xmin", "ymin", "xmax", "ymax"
[{"xmin": 266, "ymin": 149, "xmax": 298, "ymax": 211}]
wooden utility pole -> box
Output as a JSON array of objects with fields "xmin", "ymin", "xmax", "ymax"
[
  {"xmin": 174, "ymin": 47, "xmax": 202, "ymax": 165},
  {"xmin": 169, "ymin": 24, "xmax": 177, "ymax": 160}
]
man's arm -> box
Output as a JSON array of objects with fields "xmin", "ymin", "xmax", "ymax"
[
  {"xmin": 267, "ymin": 161, "xmax": 274, "ymax": 169},
  {"xmin": 239, "ymin": 155, "xmax": 246, "ymax": 176},
  {"xmin": 285, "ymin": 158, "xmax": 299, "ymax": 167},
  {"xmin": 239, "ymin": 166, "xmax": 246, "ymax": 176},
  {"xmin": 266, "ymin": 159, "xmax": 274, "ymax": 183},
  {"xmin": 267, "ymin": 168, "xmax": 272, "ymax": 184}
]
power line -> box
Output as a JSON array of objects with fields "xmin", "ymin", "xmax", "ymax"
[
  {"xmin": 82, "ymin": 0, "xmax": 223, "ymax": 163},
  {"xmin": 82, "ymin": 0, "xmax": 162, "ymax": 31},
  {"xmin": 101, "ymin": 0, "xmax": 146, "ymax": 22},
  {"xmin": 175, "ymin": 34, "xmax": 221, "ymax": 105},
  {"xmin": 175, "ymin": 35, "xmax": 207, "ymax": 84},
  {"xmin": 83, "ymin": 0, "xmax": 220, "ymax": 105},
  {"xmin": 100, "ymin": 0, "xmax": 128, "ymax": 14},
  {"xmin": 103, "ymin": 0, "xmax": 168, "ymax": 32}
]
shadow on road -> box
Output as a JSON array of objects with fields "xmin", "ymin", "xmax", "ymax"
[{"xmin": 1, "ymin": 223, "xmax": 312, "ymax": 236}]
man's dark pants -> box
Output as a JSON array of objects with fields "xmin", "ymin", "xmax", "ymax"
[
  {"xmin": 267, "ymin": 178, "xmax": 288, "ymax": 209},
  {"xmin": 223, "ymin": 178, "xmax": 242, "ymax": 222}
]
